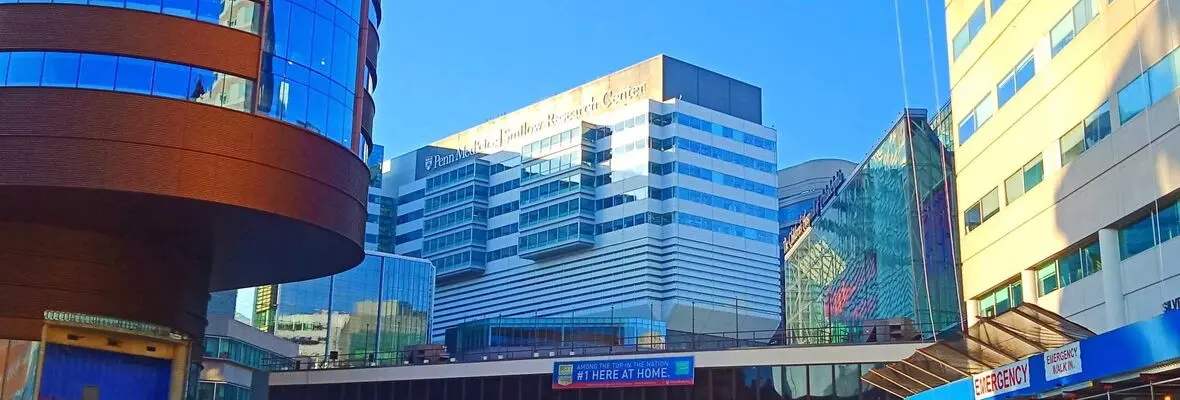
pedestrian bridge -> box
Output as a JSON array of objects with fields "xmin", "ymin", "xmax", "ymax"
[{"xmin": 270, "ymin": 342, "xmax": 926, "ymax": 386}]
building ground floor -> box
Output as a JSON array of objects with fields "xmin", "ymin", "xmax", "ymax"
[
  {"xmin": 901, "ymin": 309, "xmax": 1180, "ymax": 400},
  {"xmin": 268, "ymin": 343, "xmax": 924, "ymax": 400},
  {"xmin": 269, "ymin": 364, "xmax": 898, "ymax": 400}
]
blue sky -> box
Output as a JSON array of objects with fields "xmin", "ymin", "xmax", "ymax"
[{"xmin": 371, "ymin": 0, "xmax": 950, "ymax": 167}]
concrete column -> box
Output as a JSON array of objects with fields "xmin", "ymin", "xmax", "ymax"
[
  {"xmin": 1021, "ymin": 269, "xmax": 1039, "ymax": 305},
  {"xmin": 965, "ymin": 300, "xmax": 980, "ymax": 326},
  {"xmin": 1099, "ymin": 228, "xmax": 1126, "ymax": 329}
]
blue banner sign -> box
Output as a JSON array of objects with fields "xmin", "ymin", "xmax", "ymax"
[{"xmin": 553, "ymin": 356, "xmax": 695, "ymax": 389}]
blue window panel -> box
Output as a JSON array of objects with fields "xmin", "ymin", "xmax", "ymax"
[
  {"xmin": 161, "ymin": 0, "xmax": 198, "ymax": 18},
  {"xmin": 115, "ymin": 57, "xmax": 154, "ymax": 94},
  {"xmin": 1120, "ymin": 213, "xmax": 1156, "ymax": 259},
  {"xmin": 41, "ymin": 52, "xmax": 80, "ymax": 88},
  {"xmin": 284, "ymin": 60, "xmax": 310, "ymax": 84},
  {"xmin": 152, "ymin": 62, "xmax": 191, "ymax": 99},
  {"xmin": 7, "ymin": 52, "xmax": 45, "ymax": 87},
  {"xmin": 330, "ymin": 81, "xmax": 349, "ymax": 104},
  {"xmin": 258, "ymin": 72, "xmax": 283, "ymax": 118},
  {"xmin": 196, "ymin": 0, "xmax": 224, "ymax": 24},
  {"xmin": 310, "ymin": 14, "xmax": 335, "ymax": 75},
  {"xmin": 958, "ymin": 114, "xmax": 976, "ymax": 145},
  {"xmin": 312, "ymin": 0, "xmax": 333, "ymax": 19},
  {"xmin": 305, "ymin": 88, "xmax": 330, "ymax": 134},
  {"xmin": 308, "ymin": 67, "xmax": 331, "ymax": 94},
  {"xmin": 991, "ymin": 0, "xmax": 1004, "ymax": 13},
  {"xmin": 1118, "ymin": 74, "xmax": 1150, "ymax": 123},
  {"xmin": 327, "ymin": 99, "xmax": 348, "ymax": 145},
  {"xmin": 1083, "ymin": 102, "xmax": 1112, "ymax": 148},
  {"xmin": 1014, "ymin": 54, "xmax": 1036, "ymax": 90},
  {"xmin": 997, "ymin": 74, "xmax": 1016, "ymax": 107},
  {"xmin": 1159, "ymin": 202, "xmax": 1180, "ymax": 243},
  {"xmin": 126, "ymin": 0, "xmax": 162, "ymax": 13},
  {"xmin": 89, "ymin": 0, "xmax": 124, "ymax": 8},
  {"xmin": 330, "ymin": 25, "xmax": 352, "ymax": 84},
  {"xmin": 0, "ymin": 53, "xmax": 9, "ymax": 86},
  {"xmin": 268, "ymin": 0, "xmax": 292, "ymax": 58},
  {"xmin": 283, "ymin": 80, "xmax": 310, "ymax": 124},
  {"xmin": 1148, "ymin": 52, "xmax": 1179, "ymax": 104},
  {"xmin": 187, "ymin": 67, "xmax": 217, "ymax": 101},
  {"xmin": 286, "ymin": 5, "xmax": 315, "ymax": 66},
  {"xmin": 77, "ymin": 54, "xmax": 117, "ymax": 90}
]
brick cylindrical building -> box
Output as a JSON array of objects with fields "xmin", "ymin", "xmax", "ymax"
[{"xmin": 0, "ymin": 0, "xmax": 382, "ymax": 341}]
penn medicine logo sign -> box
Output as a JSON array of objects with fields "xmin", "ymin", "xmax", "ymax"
[{"xmin": 973, "ymin": 358, "xmax": 1030, "ymax": 400}]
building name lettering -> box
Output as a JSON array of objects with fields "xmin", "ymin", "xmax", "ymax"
[
  {"xmin": 1164, "ymin": 296, "xmax": 1180, "ymax": 312},
  {"xmin": 423, "ymin": 83, "xmax": 647, "ymax": 172}
]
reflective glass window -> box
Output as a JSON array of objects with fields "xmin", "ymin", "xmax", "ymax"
[
  {"xmin": 1083, "ymin": 102, "xmax": 1112, "ymax": 148},
  {"xmin": 1148, "ymin": 52, "xmax": 1180, "ymax": 104},
  {"xmin": 1023, "ymin": 156, "xmax": 1044, "ymax": 191},
  {"xmin": 1118, "ymin": 74, "xmax": 1151, "ymax": 123},
  {"xmin": 90, "ymin": 0, "xmax": 124, "ymax": 8},
  {"xmin": 162, "ymin": 0, "xmax": 198, "ymax": 18},
  {"xmin": 1060, "ymin": 124, "xmax": 1085, "ymax": 166},
  {"xmin": 0, "ymin": 53, "xmax": 8, "ymax": 86},
  {"xmin": 1158, "ymin": 202, "xmax": 1180, "ymax": 243},
  {"xmin": 808, "ymin": 365, "xmax": 833, "ymax": 397},
  {"xmin": 152, "ymin": 63, "xmax": 191, "ymax": 99},
  {"xmin": 1120, "ymin": 213, "xmax": 1156, "ymax": 259},
  {"xmin": 286, "ymin": 5, "xmax": 315, "ymax": 65},
  {"xmin": 1050, "ymin": 12, "xmax": 1075, "ymax": 55},
  {"xmin": 41, "ymin": 52, "xmax": 80, "ymax": 88},
  {"xmin": 77, "ymin": 54, "xmax": 117, "ymax": 90},
  {"xmin": 126, "ymin": 0, "xmax": 162, "ymax": 13},
  {"xmin": 991, "ymin": 0, "xmax": 1004, "ymax": 13},
  {"xmin": 1004, "ymin": 170, "xmax": 1024, "ymax": 204},
  {"xmin": 115, "ymin": 57, "xmax": 154, "ymax": 94},
  {"xmin": 196, "ymin": 0, "xmax": 224, "ymax": 24},
  {"xmin": 8, "ymin": 52, "xmax": 45, "ymax": 86},
  {"xmin": 952, "ymin": 4, "xmax": 985, "ymax": 59},
  {"xmin": 1058, "ymin": 248, "xmax": 1084, "ymax": 286},
  {"xmin": 980, "ymin": 188, "xmax": 1000, "ymax": 220},
  {"xmin": 997, "ymin": 72, "xmax": 1016, "ymax": 106},
  {"xmin": 958, "ymin": 114, "xmax": 976, "ymax": 144},
  {"xmin": 1038, "ymin": 262, "xmax": 1059, "ymax": 296}
]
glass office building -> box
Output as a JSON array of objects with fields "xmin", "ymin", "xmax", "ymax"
[
  {"xmin": 253, "ymin": 252, "xmax": 434, "ymax": 363},
  {"xmin": 444, "ymin": 317, "xmax": 667, "ymax": 359},
  {"xmin": 783, "ymin": 109, "xmax": 961, "ymax": 343},
  {"xmin": 376, "ymin": 55, "xmax": 782, "ymax": 341}
]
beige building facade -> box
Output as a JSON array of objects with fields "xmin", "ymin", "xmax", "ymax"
[{"xmin": 948, "ymin": 0, "xmax": 1180, "ymax": 332}]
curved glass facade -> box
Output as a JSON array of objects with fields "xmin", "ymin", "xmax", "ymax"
[
  {"xmin": 258, "ymin": 0, "xmax": 362, "ymax": 149},
  {"xmin": 256, "ymin": 252, "xmax": 434, "ymax": 364},
  {"xmin": 0, "ymin": 51, "xmax": 253, "ymax": 112},
  {"xmin": 0, "ymin": 0, "xmax": 262, "ymax": 34}
]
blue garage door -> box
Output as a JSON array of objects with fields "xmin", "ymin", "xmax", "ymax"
[{"xmin": 39, "ymin": 344, "xmax": 172, "ymax": 400}]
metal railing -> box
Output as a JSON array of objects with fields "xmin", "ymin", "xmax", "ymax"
[{"xmin": 262, "ymin": 321, "xmax": 940, "ymax": 372}]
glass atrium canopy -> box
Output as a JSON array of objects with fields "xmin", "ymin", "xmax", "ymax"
[{"xmin": 862, "ymin": 303, "xmax": 1095, "ymax": 398}]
